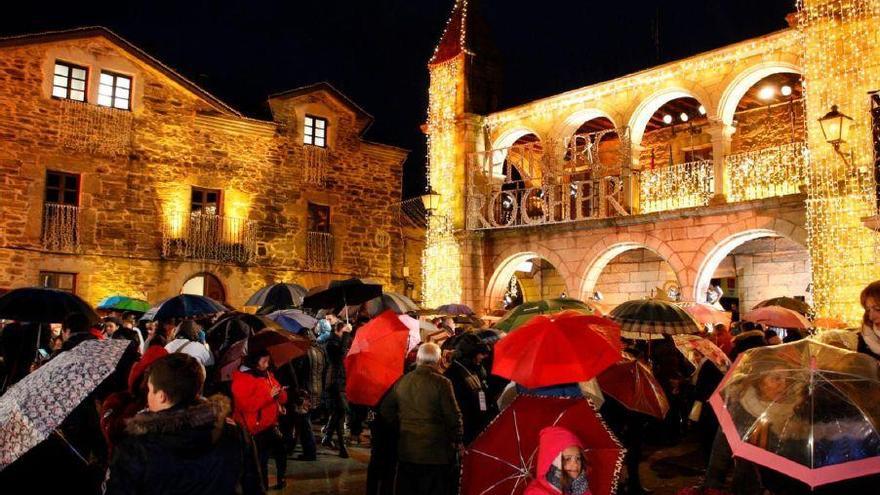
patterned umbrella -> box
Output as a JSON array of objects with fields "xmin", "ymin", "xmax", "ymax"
[
  {"xmin": 245, "ymin": 283, "xmax": 307, "ymax": 309},
  {"xmin": 141, "ymin": 294, "xmax": 228, "ymax": 322},
  {"xmin": 0, "ymin": 339, "xmax": 130, "ymax": 470},
  {"xmin": 266, "ymin": 309, "xmax": 318, "ymax": 334},
  {"xmin": 365, "ymin": 292, "xmax": 420, "ymax": 316},
  {"xmin": 96, "ymin": 295, "xmax": 151, "ymax": 313},
  {"xmin": 672, "ymin": 334, "xmax": 731, "ymax": 372},
  {"xmin": 494, "ymin": 298, "xmax": 597, "ymax": 333},
  {"xmin": 610, "ymin": 299, "xmax": 701, "ymax": 339},
  {"xmin": 0, "ymin": 287, "xmax": 98, "ymax": 324},
  {"xmin": 753, "ymin": 297, "xmax": 812, "ymax": 316}
]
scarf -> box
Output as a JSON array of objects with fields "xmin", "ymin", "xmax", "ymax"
[
  {"xmin": 546, "ymin": 465, "xmax": 590, "ymax": 495},
  {"xmin": 861, "ymin": 324, "xmax": 880, "ymax": 356},
  {"xmin": 739, "ymin": 385, "xmax": 804, "ymax": 440}
]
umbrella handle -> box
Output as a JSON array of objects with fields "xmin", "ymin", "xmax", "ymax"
[{"xmin": 53, "ymin": 429, "xmax": 88, "ymax": 465}]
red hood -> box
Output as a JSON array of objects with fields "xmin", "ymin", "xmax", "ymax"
[
  {"xmin": 128, "ymin": 346, "xmax": 168, "ymax": 392},
  {"xmin": 532, "ymin": 426, "xmax": 585, "ymax": 492}
]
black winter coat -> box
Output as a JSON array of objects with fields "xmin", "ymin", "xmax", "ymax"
[
  {"xmin": 104, "ymin": 395, "xmax": 264, "ymax": 495},
  {"xmin": 445, "ymin": 358, "xmax": 497, "ymax": 445}
]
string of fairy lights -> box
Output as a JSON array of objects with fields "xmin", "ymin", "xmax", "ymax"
[
  {"xmin": 797, "ymin": 0, "xmax": 880, "ymax": 322},
  {"xmin": 423, "ymin": 55, "xmax": 464, "ymax": 307}
]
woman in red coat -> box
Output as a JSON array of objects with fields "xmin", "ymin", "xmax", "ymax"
[
  {"xmin": 525, "ymin": 426, "xmax": 592, "ymax": 495},
  {"xmin": 231, "ymin": 348, "xmax": 288, "ymax": 490}
]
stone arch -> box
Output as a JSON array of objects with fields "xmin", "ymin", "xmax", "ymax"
[
  {"xmin": 691, "ymin": 215, "xmax": 808, "ymax": 303},
  {"xmin": 484, "ymin": 244, "xmax": 572, "ymax": 310},
  {"xmin": 717, "ymin": 61, "xmax": 803, "ymax": 127},
  {"xmin": 554, "ymin": 108, "xmax": 619, "ymax": 142},
  {"xmin": 578, "ymin": 234, "xmax": 687, "ymax": 300},
  {"xmin": 488, "ymin": 127, "xmax": 544, "ymax": 178},
  {"xmin": 626, "ymin": 85, "xmax": 713, "ymax": 146}
]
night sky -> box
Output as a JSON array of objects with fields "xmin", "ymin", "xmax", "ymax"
[{"xmin": 1, "ymin": 0, "xmax": 794, "ymax": 198}]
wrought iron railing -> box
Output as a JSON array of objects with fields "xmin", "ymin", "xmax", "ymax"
[
  {"xmin": 42, "ymin": 203, "xmax": 79, "ymax": 252},
  {"xmin": 725, "ymin": 142, "xmax": 808, "ymax": 202},
  {"xmin": 307, "ymin": 231, "xmax": 333, "ymax": 268},
  {"xmin": 639, "ymin": 159, "xmax": 715, "ymax": 213},
  {"xmin": 161, "ymin": 212, "xmax": 258, "ymax": 264}
]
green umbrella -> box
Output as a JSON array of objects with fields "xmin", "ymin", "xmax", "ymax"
[
  {"xmin": 96, "ymin": 295, "xmax": 151, "ymax": 313},
  {"xmin": 494, "ymin": 298, "xmax": 596, "ymax": 333}
]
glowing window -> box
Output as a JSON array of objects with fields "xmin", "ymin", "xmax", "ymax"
[
  {"xmin": 304, "ymin": 115, "xmax": 327, "ymax": 147},
  {"xmin": 39, "ymin": 271, "xmax": 77, "ymax": 293},
  {"xmin": 52, "ymin": 61, "xmax": 87, "ymax": 102},
  {"xmin": 97, "ymin": 71, "xmax": 132, "ymax": 110}
]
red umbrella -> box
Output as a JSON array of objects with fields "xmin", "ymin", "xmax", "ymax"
[
  {"xmin": 742, "ymin": 306, "xmax": 811, "ymax": 330},
  {"xmin": 461, "ymin": 395, "xmax": 624, "ymax": 495},
  {"xmin": 596, "ymin": 354, "xmax": 669, "ymax": 420},
  {"xmin": 344, "ymin": 310, "xmax": 409, "ymax": 406},
  {"xmin": 248, "ymin": 329, "xmax": 311, "ymax": 367},
  {"xmin": 492, "ymin": 311, "xmax": 622, "ymax": 388}
]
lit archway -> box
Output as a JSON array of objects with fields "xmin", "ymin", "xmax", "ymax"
[
  {"xmin": 717, "ymin": 61, "xmax": 802, "ymax": 127},
  {"xmin": 693, "ymin": 229, "xmax": 811, "ymax": 310},
  {"xmin": 489, "ymin": 128, "xmax": 543, "ymax": 178},
  {"xmin": 181, "ymin": 272, "xmax": 226, "ymax": 303},
  {"xmin": 581, "ymin": 242, "xmax": 681, "ymax": 304},
  {"xmin": 627, "ymin": 87, "xmax": 710, "ymax": 146},
  {"xmin": 484, "ymin": 251, "xmax": 570, "ymax": 311}
]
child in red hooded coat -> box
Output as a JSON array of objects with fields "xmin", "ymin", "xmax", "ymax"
[{"xmin": 525, "ymin": 426, "xmax": 592, "ymax": 495}]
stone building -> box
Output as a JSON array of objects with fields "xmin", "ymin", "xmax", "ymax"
[
  {"xmin": 0, "ymin": 27, "xmax": 416, "ymax": 307},
  {"xmin": 424, "ymin": 0, "xmax": 880, "ymax": 322}
]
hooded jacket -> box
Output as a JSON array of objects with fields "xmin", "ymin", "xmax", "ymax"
[
  {"xmin": 100, "ymin": 346, "xmax": 169, "ymax": 453},
  {"xmin": 525, "ymin": 427, "xmax": 591, "ymax": 495},
  {"xmin": 231, "ymin": 368, "xmax": 287, "ymax": 435},
  {"xmin": 104, "ymin": 395, "xmax": 263, "ymax": 495}
]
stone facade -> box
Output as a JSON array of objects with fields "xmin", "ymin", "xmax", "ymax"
[{"xmin": 0, "ymin": 28, "xmax": 412, "ymax": 307}]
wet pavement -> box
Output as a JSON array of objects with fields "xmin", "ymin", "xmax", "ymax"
[{"xmin": 270, "ymin": 432, "xmax": 706, "ymax": 494}]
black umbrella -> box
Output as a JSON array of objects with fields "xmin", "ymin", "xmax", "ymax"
[
  {"xmin": 0, "ymin": 287, "xmax": 98, "ymax": 324},
  {"xmin": 206, "ymin": 313, "xmax": 279, "ymax": 357},
  {"xmin": 244, "ymin": 283, "xmax": 307, "ymax": 309},
  {"xmin": 302, "ymin": 278, "xmax": 382, "ymax": 311},
  {"xmin": 141, "ymin": 294, "xmax": 228, "ymax": 322}
]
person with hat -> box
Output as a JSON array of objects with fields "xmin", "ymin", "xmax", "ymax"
[{"xmin": 444, "ymin": 332, "xmax": 497, "ymax": 445}]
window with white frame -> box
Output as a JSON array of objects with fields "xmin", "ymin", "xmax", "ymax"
[
  {"xmin": 303, "ymin": 115, "xmax": 327, "ymax": 147},
  {"xmin": 98, "ymin": 71, "xmax": 132, "ymax": 110},
  {"xmin": 52, "ymin": 61, "xmax": 87, "ymax": 101}
]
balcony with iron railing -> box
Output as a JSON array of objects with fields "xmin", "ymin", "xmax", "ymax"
[
  {"xmin": 725, "ymin": 142, "xmax": 808, "ymax": 202},
  {"xmin": 307, "ymin": 231, "xmax": 333, "ymax": 268},
  {"xmin": 161, "ymin": 212, "xmax": 258, "ymax": 265},
  {"xmin": 639, "ymin": 159, "xmax": 715, "ymax": 214},
  {"xmin": 41, "ymin": 203, "xmax": 80, "ymax": 252}
]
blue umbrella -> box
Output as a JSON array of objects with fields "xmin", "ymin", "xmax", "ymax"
[
  {"xmin": 266, "ymin": 309, "xmax": 318, "ymax": 334},
  {"xmin": 141, "ymin": 294, "xmax": 228, "ymax": 321}
]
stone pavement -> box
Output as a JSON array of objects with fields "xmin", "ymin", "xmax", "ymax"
[{"xmin": 270, "ymin": 434, "xmax": 707, "ymax": 494}]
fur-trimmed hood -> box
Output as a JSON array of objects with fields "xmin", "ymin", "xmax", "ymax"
[{"xmin": 124, "ymin": 395, "xmax": 231, "ymax": 455}]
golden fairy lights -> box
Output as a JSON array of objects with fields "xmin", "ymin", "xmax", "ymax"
[
  {"xmin": 798, "ymin": 0, "xmax": 880, "ymax": 323},
  {"xmin": 639, "ymin": 159, "xmax": 714, "ymax": 213},
  {"xmin": 423, "ymin": 56, "xmax": 464, "ymax": 307},
  {"xmin": 726, "ymin": 142, "xmax": 809, "ymax": 202}
]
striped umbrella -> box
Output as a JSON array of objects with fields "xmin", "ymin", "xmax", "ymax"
[
  {"xmin": 610, "ymin": 299, "xmax": 702, "ymax": 339},
  {"xmin": 245, "ymin": 283, "xmax": 307, "ymax": 309},
  {"xmin": 366, "ymin": 292, "xmax": 419, "ymax": 316},
  {"xmin": 494, "ymin": 298, "xmax": 596, "ymax": 333},
  {"xmin": 96, "ymin": 295, "xmax": 151, "ymax": 313}
]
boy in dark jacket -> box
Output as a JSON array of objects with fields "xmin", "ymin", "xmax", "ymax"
[{"xmin": 104, "ymin": 354, "xmax": 263, "ymax": 495}]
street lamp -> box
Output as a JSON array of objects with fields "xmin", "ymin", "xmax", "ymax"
[
  {"xmin": 818, "ymin": 104, "xmax": 854, "ymax": 154},
  {"xmin": 421, "ymin": 186, "xmax": 441, "ymax": 215}
]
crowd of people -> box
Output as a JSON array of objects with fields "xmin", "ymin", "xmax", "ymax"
[{"xmin": 1, "ymin": 281, "xmax": 880, "ymax": 495}]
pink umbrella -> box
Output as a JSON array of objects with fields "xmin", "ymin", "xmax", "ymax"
[
  {"xmin": 672, "ymin": 334, "xmax": 731, "ymax": 372},
  {"xmin": 677, "ymin": 302, "xmax": 732, "ymax": 327},
  {"xmin": 742, "ymin": 305, "xmax": 811, "ymax": 330}
]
